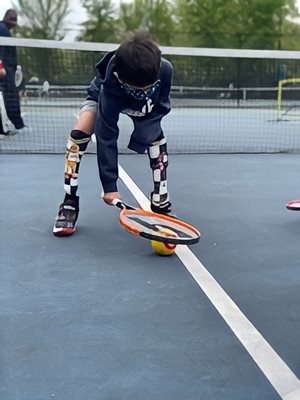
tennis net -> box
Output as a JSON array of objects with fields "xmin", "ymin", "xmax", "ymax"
[{"xmin": 1, "ymin": 37, "xmax": 300, "ymax": 154}]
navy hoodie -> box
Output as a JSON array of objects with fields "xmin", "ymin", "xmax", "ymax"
[{"xmin": 86, "ymin": 51, "xmax": 173, "ymax": 193}]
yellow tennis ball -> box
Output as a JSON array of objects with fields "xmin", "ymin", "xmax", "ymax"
[{"xmin": 151, "ymin": 240, "xmax": 177, "ymax": 256}]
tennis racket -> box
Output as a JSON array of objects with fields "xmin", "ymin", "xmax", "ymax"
[{"xmin": 111, "ymin": 199, "xmax": 200, "ymax": 245}]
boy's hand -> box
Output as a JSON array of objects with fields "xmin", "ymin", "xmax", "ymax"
[{"xmin": 102, "ymin": 191, "xmax": 121, "ymax": 205}]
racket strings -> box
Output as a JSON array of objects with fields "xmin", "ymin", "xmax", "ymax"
[{"xmin": 121, "ymin": 211, "xmax": 200, "ymax": 244}]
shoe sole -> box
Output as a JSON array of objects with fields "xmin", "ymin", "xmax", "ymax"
[
  {"xmin": 53, "ymin": 227, "xmax": 76, "ymax": 236},
  {"xmin": 286, "ymin": 200, "xmax": 300, "ymax": 211}
]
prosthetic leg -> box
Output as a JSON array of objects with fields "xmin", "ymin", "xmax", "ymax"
[
  {"xmin": 53, "ymin": 129, "xmax": 91, "ymax": 236},
  {"xmin": 147, "ymin": 137, "xmax": 172, "ymax": 214},
  {"xmin": 64, "ymin": 129, "xmax": 91, "ymax": 196}
]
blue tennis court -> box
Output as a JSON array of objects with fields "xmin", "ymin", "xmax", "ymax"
[
  {"xmin": 1, "ymin": 38, "xmax": 300, "ymax": 398},
  {"xmin": 1, "ymin": 149, "xmax": 299, "ymax": 400}
]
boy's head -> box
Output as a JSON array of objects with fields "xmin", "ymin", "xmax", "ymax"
[{"xmin": 114, "ymin": 31, "xmax": 161, "ymax": 88}]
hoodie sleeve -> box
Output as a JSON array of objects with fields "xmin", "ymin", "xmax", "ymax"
[
  {"xmin": 154, "ymin": 58, "xmax": 173, "ymax": 116},
  {"xmin": 85, "ymin": 52, "xmax": 116, "ymax": 102},
  {"xmin": 92, "ymin": 52, "xmax": 122, "ymax": 193},
  {"xmin": 86, "ymin": 76, "xmax": 101, "ymax": 102},
  {"xmin": 139, "ymin": 58, "xmax": 173, "ymax": 136},
  {"xmin": 95, "ymin": 91, "xmax": 121, "ymax": 193}
]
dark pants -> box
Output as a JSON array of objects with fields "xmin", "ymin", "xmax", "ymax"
[
  {"xmin": 2, "ymin": 65, "xmax": 24, "ymax": 129},
  {"xmin": 0, "ymin": 116, "xmax": 4, "ymax": 134}
]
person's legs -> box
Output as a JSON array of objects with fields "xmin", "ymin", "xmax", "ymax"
[
  {"xmin": 53, "ymin": 106, "xmax": 96, "ymax": 236},
  {"xmin": 0, "ymin": 90, "xmax": 10, "ymax": 135},
  {"xmin": 0, "ymin": 114, "xmax": 6, "ymax": 136},
  {"xmin": 2, "ymin": 66, "xmax": 25, "ymax": 130}
]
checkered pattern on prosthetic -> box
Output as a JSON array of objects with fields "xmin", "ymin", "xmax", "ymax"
[
  {"xmin": 64, "ymin": 130, "xmax": 91, "ymax": 196},
  {"xmin": 147, "ymin": 137, "xmax": 169, "ymax": 206}
]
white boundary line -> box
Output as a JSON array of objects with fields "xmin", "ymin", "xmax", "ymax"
[{"xmin": 118, "ymin": 164, "xmax": 300, "ymax": 400}]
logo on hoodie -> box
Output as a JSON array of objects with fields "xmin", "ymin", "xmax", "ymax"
[{"xmin": 122, "ymin": 99, "xmax": 154, "ymax": 117}]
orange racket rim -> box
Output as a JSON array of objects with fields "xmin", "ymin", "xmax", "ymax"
[{"xmin": 119, "ymin": 208, "xmax": 201, "ymax": 244}]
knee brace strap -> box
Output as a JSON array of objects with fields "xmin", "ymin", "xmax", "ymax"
[{"xmin": 68, "ymin": 129, "xmax": 91, "ymax": 152}]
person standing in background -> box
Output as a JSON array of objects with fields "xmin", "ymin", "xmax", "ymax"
[{"xmin": 0, "ymin": 9, "xmax": 25, "ymax": 133}]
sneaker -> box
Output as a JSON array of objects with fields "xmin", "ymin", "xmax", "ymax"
[
  {"xmin": 150, "ymin": 192, "xmax": 172, "ymax": 214},
  {"xmin": 286, "ymin": 199, "xmax": 300, "ymax": 211},
  {"xmin": 53, "ymin": 196, "xmax": 79, "ymax": 236},
  {"xmin": 8, "ymin": 126, "xmax": 27, "ymax": 135},
  {"xmin": 0, "ymin": 130, "xmax": 13, "ymax": 137},
  {"xmin": 16, "ymin": 127, "xmax": 27, "ymax": 134}
]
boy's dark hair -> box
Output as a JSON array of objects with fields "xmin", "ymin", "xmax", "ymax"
[{"xmin": 114, "ymin": 31, "xmax": 161, "ymax": 87}]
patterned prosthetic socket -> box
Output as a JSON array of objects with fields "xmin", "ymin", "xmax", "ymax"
[
  {"xmin": 147, "ymin": 137, "xmax": 171, "ymax": 213},
  {"xmin": 64, "ymin": 129, "xmax": 91, "ymax": 196}
]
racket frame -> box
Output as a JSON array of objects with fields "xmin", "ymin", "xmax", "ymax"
[{"xmin": 112, "ymin": 199, "xmax": 200, "ymax": 245}]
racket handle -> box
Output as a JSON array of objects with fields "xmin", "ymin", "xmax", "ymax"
[
  {"xmin": 111, "ymin": 198, "xmax": 136, "ymax": 210},
  {"xmin": 111, "ymin": 198, "xmax": 126, "ymax": 209}
]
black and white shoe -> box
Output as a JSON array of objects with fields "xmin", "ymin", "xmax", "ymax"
[
  {"xmin": 150, "ymin": 192, "xmax": 172, "ymax": 214},
  {"xmin": 0, "ymin": 131, "xmax": 12, "ymax": 138},
  {"xmin": 53, "ymin": 196, "xmax": 79, "ymax": 236}
]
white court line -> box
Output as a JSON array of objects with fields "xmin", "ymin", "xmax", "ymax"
[{"xmin": 118, "ymin": 164, "xmax": 300, "ymax": 400}]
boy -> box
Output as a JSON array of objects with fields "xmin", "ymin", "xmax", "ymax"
[{"xmin": 53, "ymin": 31, "xmax": 173, "ymax": 236}]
